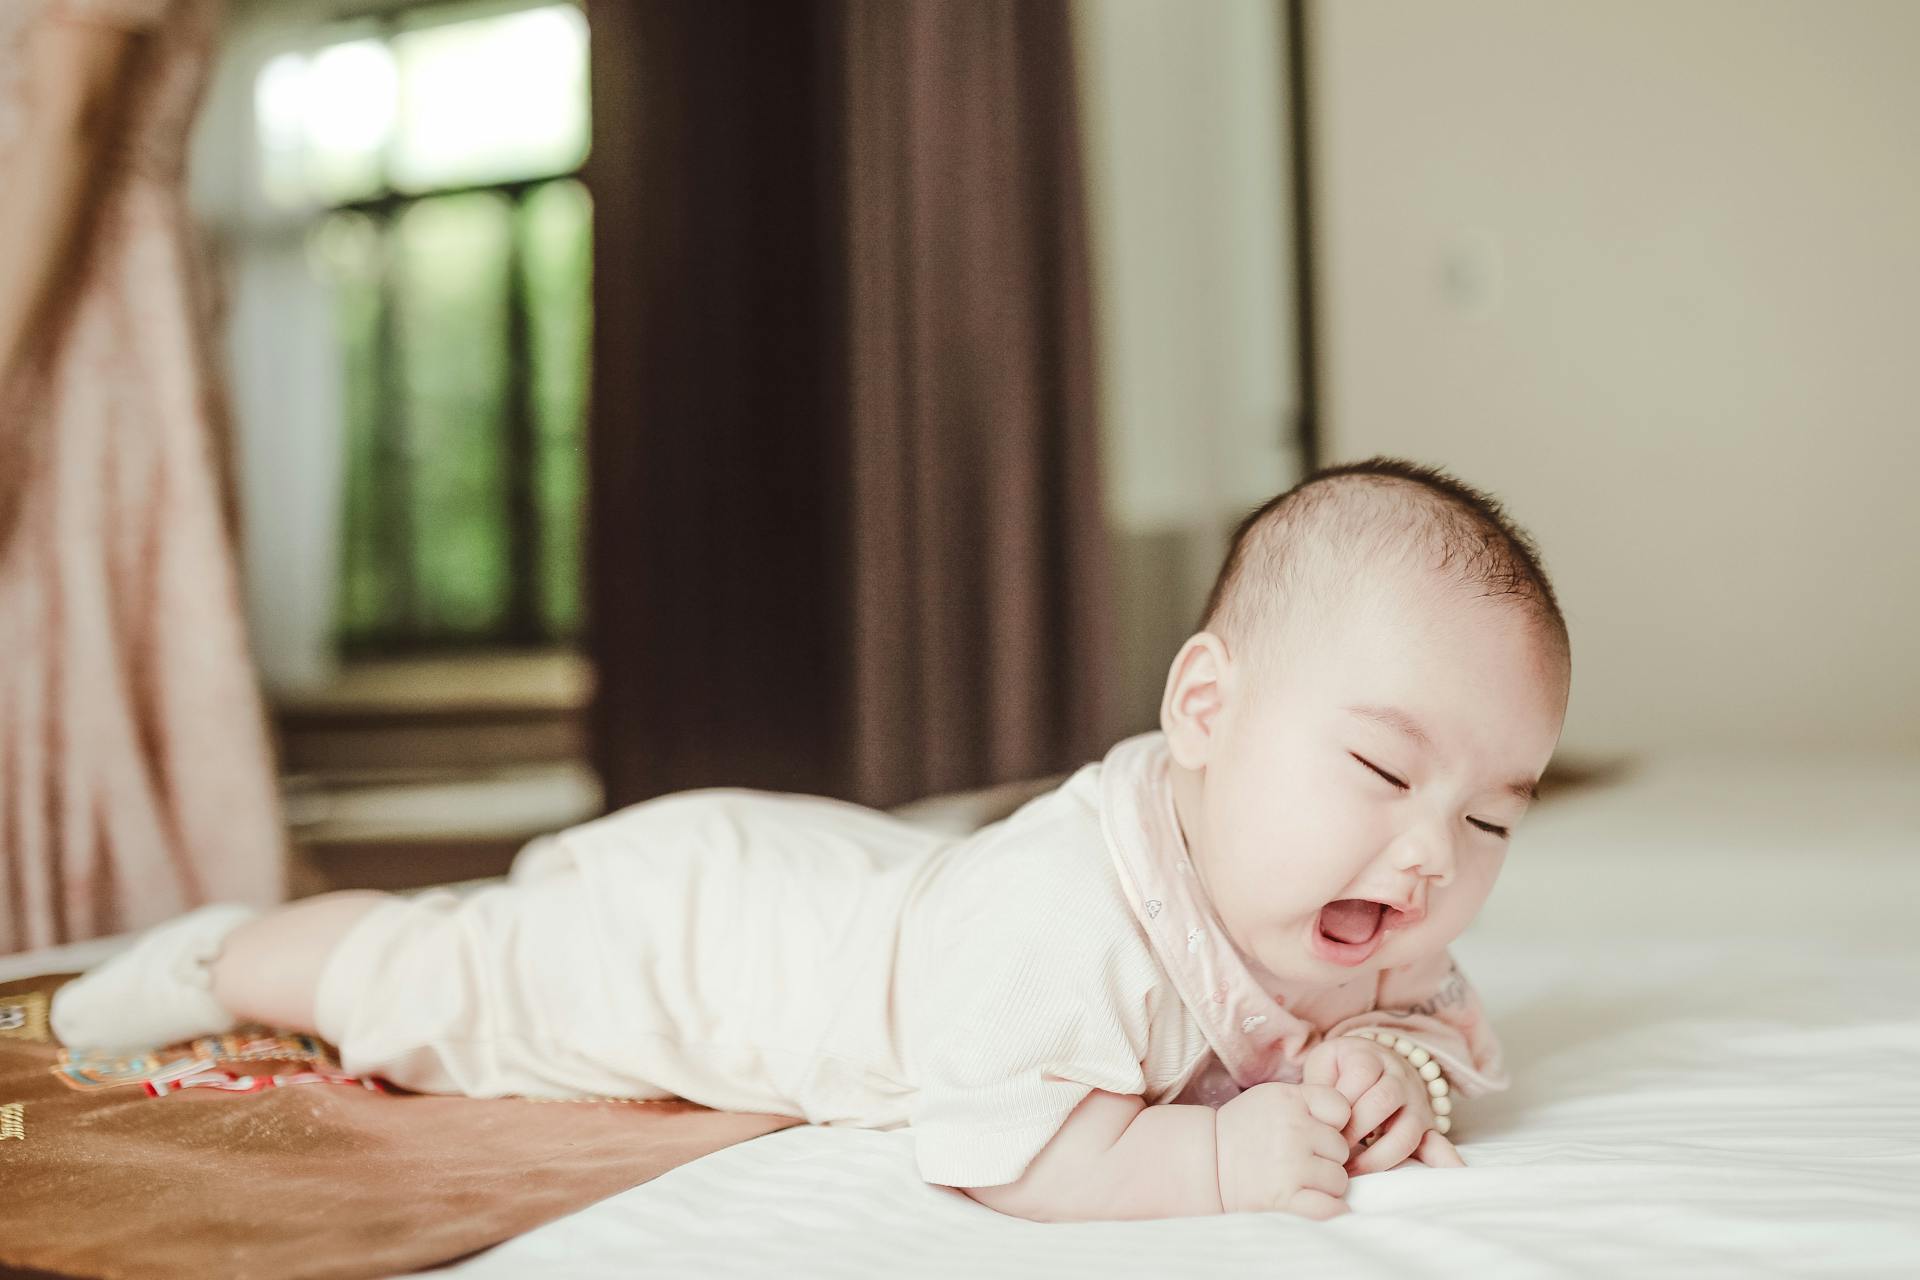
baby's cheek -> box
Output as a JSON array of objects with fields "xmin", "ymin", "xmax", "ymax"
[
  {"xmin": 1456, "ymin": 847, "xmax": 1508, "ymax": 903},
  {"xmin": 1427, "ymin": 869, "xmax": 1500, "ymax": 943},
  {"xmin": 1219, "ymin": 837, "xmax": 1321, "ymax": 923}
]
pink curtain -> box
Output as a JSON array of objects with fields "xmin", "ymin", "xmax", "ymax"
[{"xmin": 0, "ymin": 0, "xmax": 284, "ymax": 953}]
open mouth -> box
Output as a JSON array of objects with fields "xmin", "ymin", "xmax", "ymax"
[{"xmin": 1309, "ymin": 899, "xmax": 1404, "ymax": 966}]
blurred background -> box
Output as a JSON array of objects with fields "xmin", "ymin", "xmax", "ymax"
[
  {"xmin": 3, "ymin": 0, "xmax": 1915, "ymax": 942},
  {"xmin": 196, "ymin": 0, "xmax": 1309, "ymax": 896}
]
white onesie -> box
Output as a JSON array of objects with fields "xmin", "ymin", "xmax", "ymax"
[{"xmin": 314, "ymin": 732, "xmax": 1505, "ymax": 1188}]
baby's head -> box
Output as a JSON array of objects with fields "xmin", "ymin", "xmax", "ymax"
[{"xmin": 1161, "ymin": 457, "xmax": 1570, "ymax": 999}]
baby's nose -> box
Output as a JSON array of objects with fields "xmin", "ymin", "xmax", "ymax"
[{"xmin": 1391, "ymin": 828, "xmax": 1458, "ymax": 883}]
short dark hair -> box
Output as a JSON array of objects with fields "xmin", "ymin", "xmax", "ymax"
[{"xmin": 1200, "ymin": 456, "xmax": 1569, "ymax": 670}]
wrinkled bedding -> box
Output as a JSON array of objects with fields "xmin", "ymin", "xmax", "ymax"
[
  {"xmin": 430, "ymin": 754, "xmax": 1920, "ymax": 1278},
  {"xmin": 6, "ymin": 753, "xmax": 1916, "ymax": 1278}
]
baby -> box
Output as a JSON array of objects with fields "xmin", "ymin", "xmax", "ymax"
[{"xmin": 50, "ymin": 456, "xmax": 1570, "ymax": 1223}]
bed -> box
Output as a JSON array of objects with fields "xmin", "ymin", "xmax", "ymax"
[{"xmin": 6, "ymin": 753, "xmax": 1917, "ymax": 1277}]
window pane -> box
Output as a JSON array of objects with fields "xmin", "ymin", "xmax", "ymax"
[
  {"xmin": 521, "ymin": 180, "xmax": 592, "ymax": 637},
  {"xmin": 257, "ymin": 5, "xmax": 593, "ymax": 653},
  {"xmin": 395, "ymin": 193, "xmax": 515, "ymax": 638},
  {"xmin": 255, "ymin": 52, "xmax": 312, "ymax": 208},
  {"xmin": 313, "ymin": 212, "xmax": 393, "ymax": 644},
  {"xmin": 391, "ymin": 5, "xmax": 589, "ymax": 193},
  {"xmin": 306, "ymin": 40, "xmax": 398, "ymax": 202},
  {"xmin": 256, "ymin": 40, "xmax": 397, "ymax": 208}
]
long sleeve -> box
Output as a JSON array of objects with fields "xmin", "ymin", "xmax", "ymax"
[
  {"xmin": 905, "ymin": 850, "xmax": 1167, "ymax": 1189},
  {"xmin": 1326, "ymin": 949, "xmax": 1509, "ymax": 1098}
]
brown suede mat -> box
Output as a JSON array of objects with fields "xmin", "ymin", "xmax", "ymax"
[{"xmin": 0, "ymin": 974, "xmax": 801, "ymax": 1280}]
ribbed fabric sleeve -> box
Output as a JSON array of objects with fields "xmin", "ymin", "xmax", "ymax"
[{"xmin": 902, "ymin": 777, "xmax": 1205, "ymax": 1189}]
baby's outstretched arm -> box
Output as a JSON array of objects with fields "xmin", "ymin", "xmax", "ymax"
[{"xmin": 958, "ymin": 1083, "xmax": 1352, "ymax": 1223}]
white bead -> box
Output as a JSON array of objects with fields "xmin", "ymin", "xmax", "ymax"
[
  {"xmin": 1430, "ymin": 1094, "xmax": 1452, "ymax": 1116},
  {"xmin": 1407, "ymin": 1047, "xmax": 1431, "ymax": 1067},
  {"xmin": 1393, "ymin": 1037, "xmax": 1415, "ymax": 1056},
  {"xmin": 1418, "ymin": 1060, "xmax": 1442, "ymax": 1082},
  {"xmin": 1427, "ymin": 1077, "xmax": 1448, "ymax": 1097},
  {"xmin": 1434, "ymin": 1115, "xmax": 1451, "ymax": 1135}
]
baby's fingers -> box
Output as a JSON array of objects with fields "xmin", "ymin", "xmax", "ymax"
[
  {"xmin": 1301, "ymin": 1084, "xmax": 1351, "ymax": 1131},
  {"xmin": 1342, "ymin": 1078, "xmax": 1402, "ymax": 1147},
  {"xmin": 1300, "ymin": 1154, "xmax": 1350, "ymax": 1200},
  {"xmin": 1303, "ymin": 1046, "xmax": 1338, "ymax": 1088},
  {"xmin": 1286, "ymin": 1188, "xmax": 1349, "ymax": 1220},
  {"xmin": 1334, "ymin": 1054, "xmax": 1387, "ymax": 1109},
  {"xmin": 1412, "ymin": 1129, "xmax": 1466, "ymax": 1168},
  {"xmin": 1309, "ymin": 1123, "xmax": 1349, "ymax": 1165},
  {"xmin": 1346, "ymin": 1107, "xmax": 1423, "ymax": 1176}
]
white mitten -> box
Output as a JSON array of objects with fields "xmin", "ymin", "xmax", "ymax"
[{"xmin": 49, "ymin": 903, "xmax": 259, "ymax": 1052}]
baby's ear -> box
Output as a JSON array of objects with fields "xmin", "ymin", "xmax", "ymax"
[{"xmin": 1159, "ymin": 632, "xmax": 1233, "ymax": 770}]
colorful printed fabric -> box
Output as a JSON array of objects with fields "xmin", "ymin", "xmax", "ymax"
[{"xmin": 0, "ymin": 972, "xmax": 799, "ymax": 1280}]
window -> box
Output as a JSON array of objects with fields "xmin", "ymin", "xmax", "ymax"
[{"xmin": 254, "ymin": 2, "xmax": 591, "ymax": 652}]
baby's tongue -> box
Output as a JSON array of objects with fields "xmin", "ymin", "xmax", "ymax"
[{"xmin": 1319, "ymin": 899, "xmax": 1384, "ymax": 945}]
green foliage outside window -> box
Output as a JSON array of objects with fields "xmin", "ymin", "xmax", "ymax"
[{"xmin": 264, "ymin": 3, "xmax": 590, "ymax": 651}]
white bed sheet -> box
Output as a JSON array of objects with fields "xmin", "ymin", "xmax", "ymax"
[{"xmin": 8, "ymin": 752, "xmax": 1917, "ymax": 1277}]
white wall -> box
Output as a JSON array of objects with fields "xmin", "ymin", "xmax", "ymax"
[
  {"xmin": 1074, "ymin": 0, "xmax": 1302, "ymax": 728},
  {"xmin": 1314, "ymin": 0, "xmax": 1920, "ymax": 757},
  {"xmin": 191, "ymin": 10, "xmax": 348, "ymax": 693}
]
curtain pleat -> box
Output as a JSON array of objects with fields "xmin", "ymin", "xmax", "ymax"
[{"xmin": 588, "ymin": 0, "xmax": 1115, "ymax": 811}]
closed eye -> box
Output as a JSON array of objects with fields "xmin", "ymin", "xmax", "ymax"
[
  {"xmin": 1351, "ymin": 753, "xmax": 1408, "ymax": 790},
  {"xmin": 1354, "ymin": 751, "xmax": 1511, "ymax": 837}
]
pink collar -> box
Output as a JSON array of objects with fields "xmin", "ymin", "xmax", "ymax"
[{"xmin": 1098, "ymin": 732, "xmax": 1317, "ymax": 1089}]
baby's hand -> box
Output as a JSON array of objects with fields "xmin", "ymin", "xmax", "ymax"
[
  {"xmin": 1213, "ymin": 1081, "xmax": 1353, "ymax": 1218},
  {"xmin": 1301, "ymin": 1034, "xmax": 1465, "ymax": 1176}
]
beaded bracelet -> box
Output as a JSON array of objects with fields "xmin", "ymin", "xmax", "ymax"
[{"xmin": 1345, "ymin": 1027, "xmax": 1454, "ymax": 1135}]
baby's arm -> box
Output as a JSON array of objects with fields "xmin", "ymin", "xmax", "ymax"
[{"xmin": 960, "ymin": 1083, "xmax": 1351, "ymax": 1223}]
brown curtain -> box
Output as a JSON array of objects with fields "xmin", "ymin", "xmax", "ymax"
[{"xmin": 586, "ymin": 0, "xmax": 1115, "ymax": 811}]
